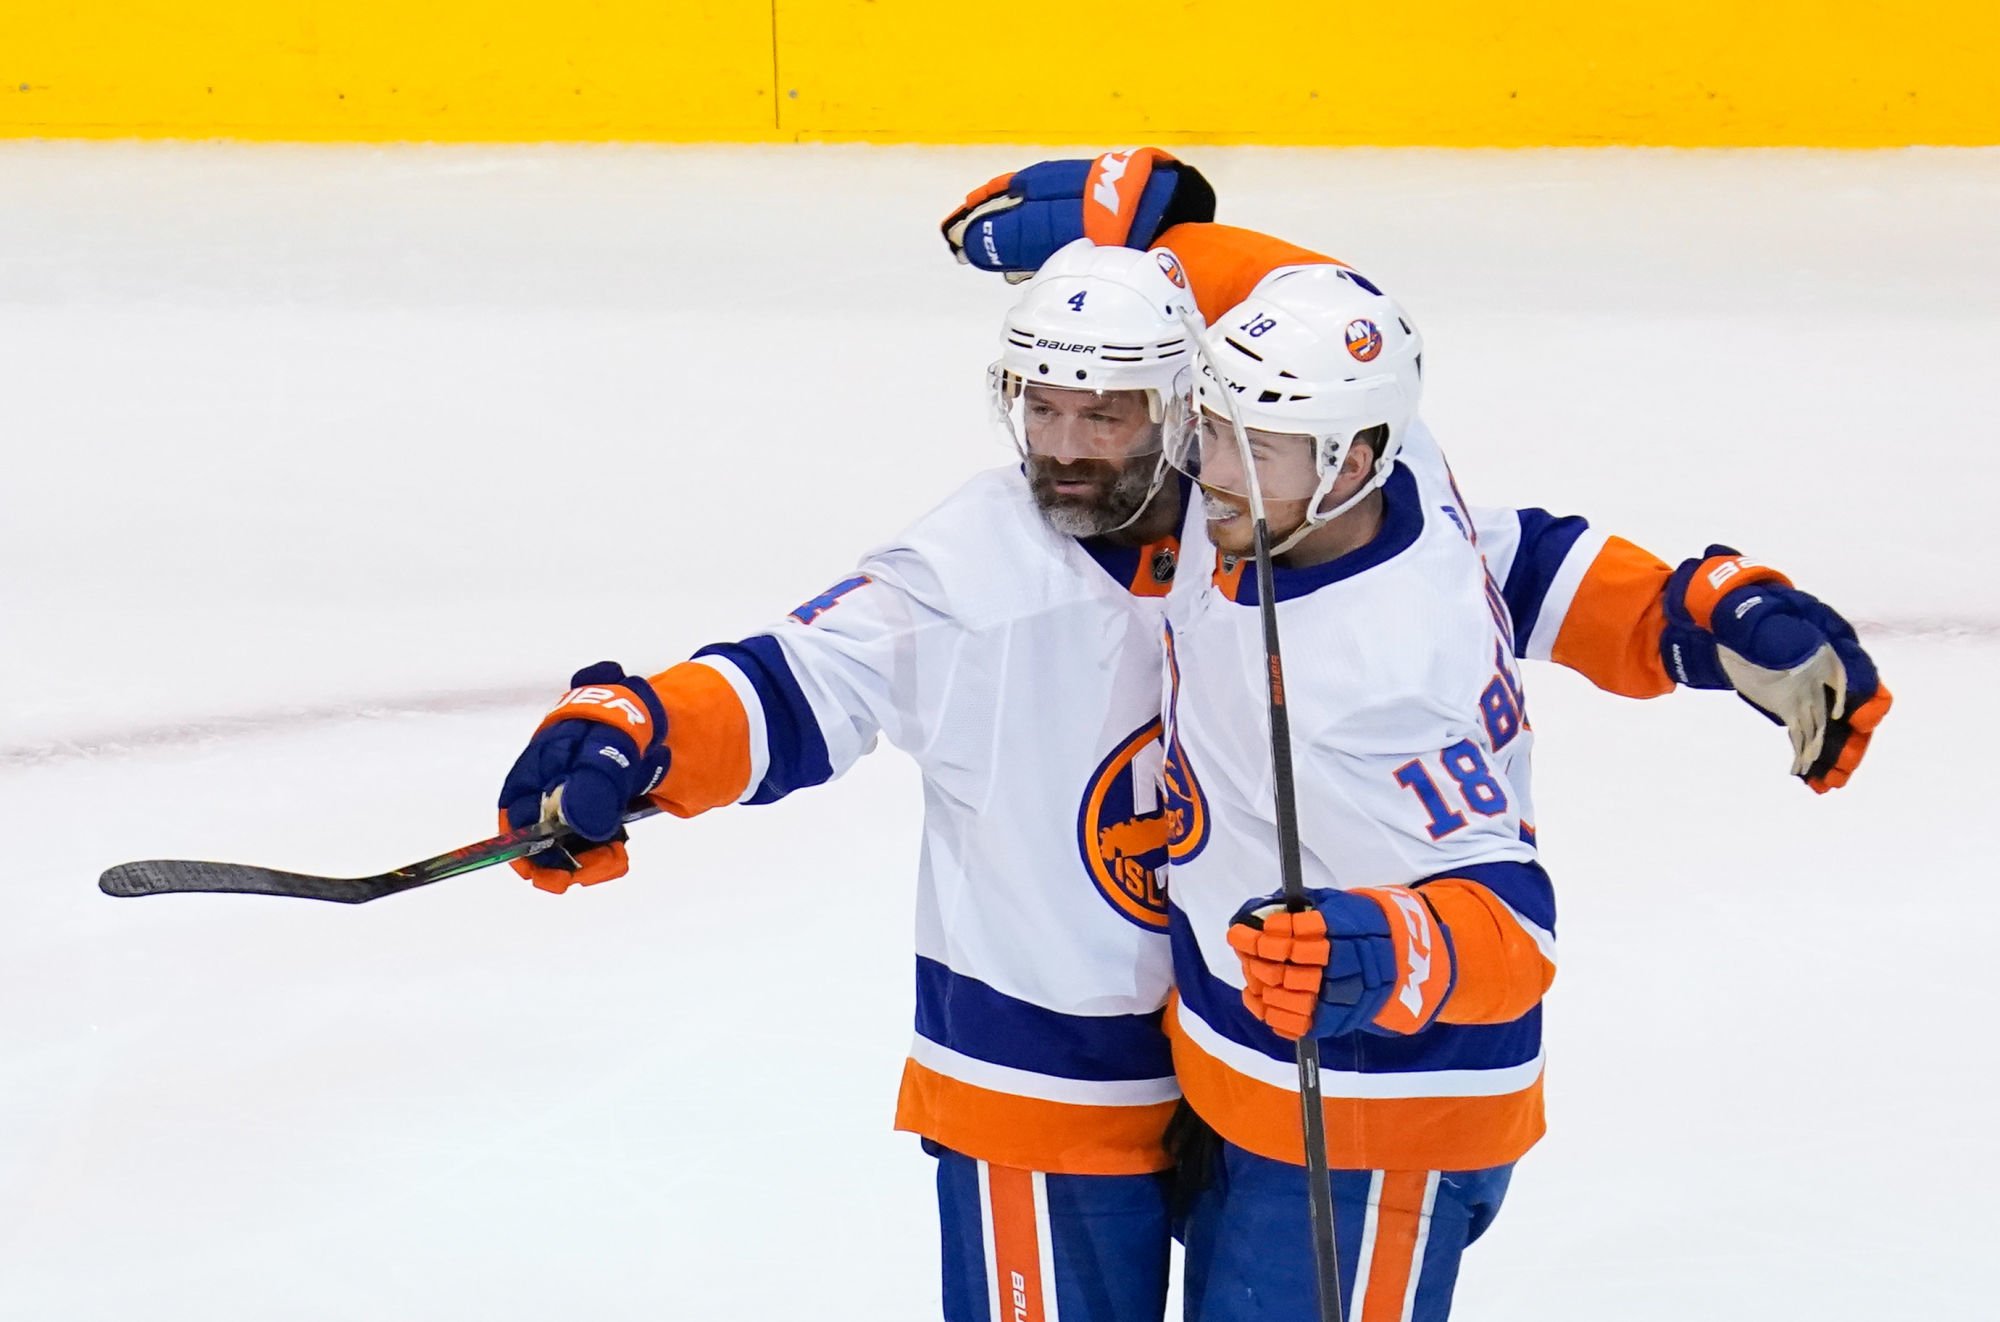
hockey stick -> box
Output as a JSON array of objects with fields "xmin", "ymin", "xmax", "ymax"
[
  {"xmin": 99, "ymin": 804, "xmax": 663, "ymax": 904},
  {"xmin": 1195, "ymin": 330, "xmax": 1347, "ymax": 1322}
]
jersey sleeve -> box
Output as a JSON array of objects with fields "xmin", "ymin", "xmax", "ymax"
[
  {"xmin": 1471, "ymin": 505, "xmax": 1677, "ymax": 699},
  {"xmin": 640, "ymin": 545, "xmax": 960, "ymax": 817},
  {"xmin": 1418, "ymin": 861, "xmax": 1557, "ymax": 1027},
  {"xmin": 1150, "ymin": 222, "xmax": 1345, "ymax": 325}
]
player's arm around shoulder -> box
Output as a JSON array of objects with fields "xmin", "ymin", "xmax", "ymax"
[{"xmin": 934, "ymin": 147, "xmax": 1356, "ymax": 323}]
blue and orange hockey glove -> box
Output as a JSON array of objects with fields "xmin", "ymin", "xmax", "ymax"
[
  {"xmin": 1661, "ymin": 547, "xmax": 1893, "ymax": 793},
  {"xmin": 497, "ymin": 662, "xmax": 671, "ymax": 893},
  {"xmin": 1226, "ymin": 887, "xmax": 1455, "ymax": 1040},
  {"xmin": 941, "ymin": 148, "xmax": 1216, "ymax": 279}
]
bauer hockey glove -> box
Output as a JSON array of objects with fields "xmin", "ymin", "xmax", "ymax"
[
  {"xmin": 1226, "ymin": 887, "xmax": 1455, "ymax": 1041},
  {"xmin": 497, "ymin": 662, "xmax": 671, "ymax": 892},
  {"xmin": 941, "ymin": 148, "xmax": 1216, "ymax": 280},
  {"xmin": 1660, "ymin": 547, "xmax": 1893, "ymax": 793}
]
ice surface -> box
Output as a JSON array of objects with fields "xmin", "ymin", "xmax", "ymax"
[{"xmin": 2, "ymin": 143, "xmax": 1996, "ymax": 1320}]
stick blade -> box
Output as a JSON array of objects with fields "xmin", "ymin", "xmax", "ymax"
[{"xmin": 99, "ymin": 859, "xmax": 415, "ymax": 904}]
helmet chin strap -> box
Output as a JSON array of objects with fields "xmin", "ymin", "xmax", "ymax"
[{"xmin": 1264, "ymin": 452, "xmax": 1394, "ymax": 557}]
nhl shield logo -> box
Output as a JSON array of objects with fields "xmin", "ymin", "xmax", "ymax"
[{"xmin": 1345, "ymin": 318, "xmax": 1383, "ymax": 362}]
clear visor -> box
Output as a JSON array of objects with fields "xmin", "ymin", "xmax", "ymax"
[
  {"xmin": 1165, "ymin": 407, "xmax": 1328, "ymax": 502},
  {"xmin": 988, "ymin": 365, "xmax": 1193, "ymax": 466}
]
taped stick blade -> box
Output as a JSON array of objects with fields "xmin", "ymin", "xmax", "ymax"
[{"xmin": 98, "ymin": 859, "xmax": 415, "ymax": 904}]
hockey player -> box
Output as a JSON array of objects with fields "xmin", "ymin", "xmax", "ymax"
[
  {"xmin": 1154, "ymin": 266, "xmax": 1550, "ymax": 1319},
  {"xmin": 505, "ymin": 244, "xmax": 1202, "ymax": 1322},
  {"xmin": 495, "ymin": 234, "xmax": 1888, "ymax": 1321}
]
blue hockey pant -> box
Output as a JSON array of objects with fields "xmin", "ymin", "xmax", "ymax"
[
  {"xmin": 1180, "ymin": 1138, "xmax": 1513, "ymax": 1322},
  {"xmin": 932, "ymin": 1143, "xmax": 1173, "ymax": 1322}
]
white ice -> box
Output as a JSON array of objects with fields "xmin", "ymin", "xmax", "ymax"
[{"xmin": 2, "ymin": 143, "xmax": 1996, "ymax": 1320}]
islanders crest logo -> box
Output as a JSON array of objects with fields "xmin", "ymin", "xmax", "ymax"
[
  {"xmin": 1076, "ymin": 628, "xmax": 1212, "ymax": 930},
  {"xmin": 1345, "ymin": 318, "xmax": 1383, "ymax": 362},
  {"xmin": 1078, "ymin": 720, "xmax": 1171, "ymax": 931}
]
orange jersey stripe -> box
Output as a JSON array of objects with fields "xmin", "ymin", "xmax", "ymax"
[
  {"xmin": 642, "ymin": 660, "xmax": 753, "ymax": 817},
  {"xmin": 1358, "ymin": 1171, "xmax": 1433, "ymax": 1322},
  {"xmin": 1166, "ymin": 1002, "xmax": 1545, "ymax": 1173},
  {"xmin": 1151, "ymin": 222, "xmax": 1347, "ymax": 325},
  {"xmin": 894, "ymin": 1058, "xmax": 1176, "ymax": 1176},
  {"xmin": 1424, "ymin": 879, "xmax": 1557, "ymax": 1028},
  {"xmin": 985, "ymin": 1165, "xmax": 1048, "ymax": 1322},
  {"xmin": 1548, "ymin": 535, "xmax": 1677, "ymax": 698}
]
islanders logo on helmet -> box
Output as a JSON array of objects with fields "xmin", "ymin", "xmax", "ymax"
[
  {"xmin": 1345, "ymin": 318, "xmax": 1383, "ymax": 362},
  {"xmin": 1154, "ymin": 249, "xmax": 1188, "ymax": 290},
  {"xmin": 1077, "ymin": 720, "xmax": 1171, "ymax": 931}
]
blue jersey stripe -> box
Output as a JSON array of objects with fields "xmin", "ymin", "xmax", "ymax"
[
  {"xmin": 1433, "ymin": 859, "xmax": 1557, "ymax": 935},
  {"xmin": 692, "ymin": 635, "xmax": 835, "ymax": 805},
  {"xmin": 1500, "ymin": 509, "xmax": 1591, "ymax": 657},
  {"xmin": 914, "ymin": 956, "xmax": 1173, "ymax": 1083}
]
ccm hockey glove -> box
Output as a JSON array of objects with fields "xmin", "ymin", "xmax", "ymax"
[
  {"xmin": 1227, "ymin": 887, "xmax": 1455, "ymax": 1040},
  {"xmin": 497, "ymin": 662, "xmax": 671, "ymax": 892},
  {"xmin": 1661, "ymin": 547, "xmax": 1893, "ymax": 792},
  {"xmin": 941, "ymin": 148, "xmax": 1216, "ymax": 279}
]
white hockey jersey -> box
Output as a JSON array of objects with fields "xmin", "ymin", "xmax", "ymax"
[
  {"xmin": 1158, "ymin": 438, "xmax": 1560, "ymax": 1173},
  {"xmin": 685, "ymin": 465, "xmax": 1187, "ymax": 1175},
  {"xmin": 634, "ymin": 430, "xmax": 1654, "ymax": 1177}
]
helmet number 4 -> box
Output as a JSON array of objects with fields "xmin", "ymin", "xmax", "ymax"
[{"xmin": 1068, "ymin": 291, "xmax": 1088, "ymax": 312}]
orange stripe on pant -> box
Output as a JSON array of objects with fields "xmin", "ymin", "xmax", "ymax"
[
  {"xmin": 895, "ymin": 1058, "xmax": 1176, "ymax": 1176},
  {"xmin": 1166, "ymin": 1002, "xmax": 1545, "ymax": 1173},
  {"xmin": 1356, "ymin": 1171, "xmax": 1433, "ymax": 1322},
  {"xmin": 986, "ymin": 1164, "xmax": 1048, "ymax": 1322}
]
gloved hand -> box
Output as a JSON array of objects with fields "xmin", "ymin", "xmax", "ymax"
[
  {"xmin": 1662, "ymin": 547, "xmax": 1893, "ymax": 793},
  {"xmin": 497, "ymin": 662, "xmax": 670, "ymax": 893},
  {"xmin": 941, "ymin": 148, "xmax": 1216, "ymax": 280},
  {"xmin": 1226, "ymin": 886, "xmax": 1454, "ymax": 1040}
]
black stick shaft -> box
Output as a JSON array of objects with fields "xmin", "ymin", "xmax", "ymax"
[{"xmin": 1250, "ymin": 516, "xmax": 1346, "ymax": 1322}]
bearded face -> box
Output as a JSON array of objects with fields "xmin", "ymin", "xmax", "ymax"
[
  {"xmin": 1027, "ymin": 451, "xmax": 1166, "ymax": 536},
  {"xmin": 1015, "ymin": 385, "xmax": 1164, "ymax": 537}
]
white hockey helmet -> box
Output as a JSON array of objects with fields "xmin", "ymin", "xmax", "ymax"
[
  {"xmin": 989, "ymin": 238, "xmax": 1201, "ymax": 468},
  {"xmin": 1178, "ymin": 264, "xmax": 1423, "ymax": 550}
]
